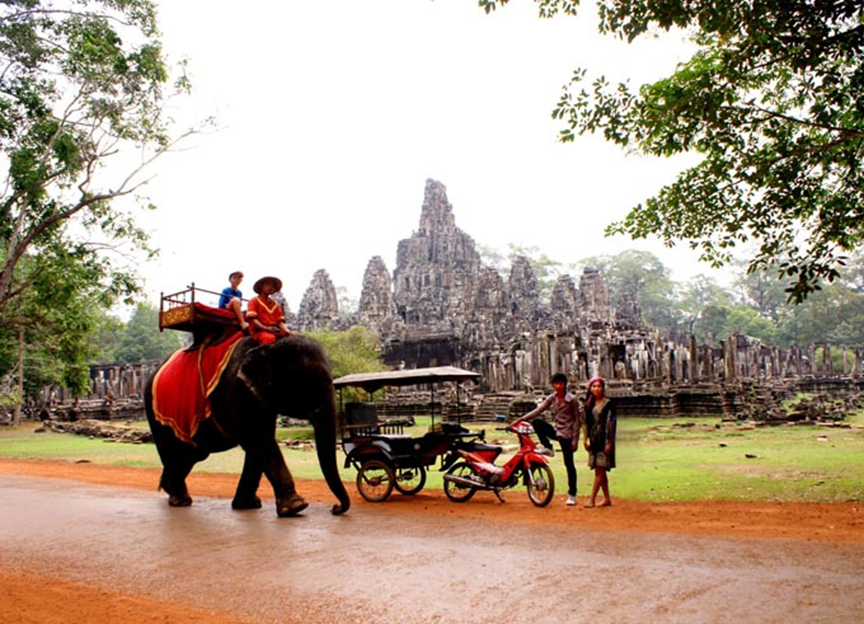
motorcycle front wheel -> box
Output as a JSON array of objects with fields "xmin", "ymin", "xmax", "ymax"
[
  {"xmin": 526, "ymin": 462, "xmax": 555, "ymax": 507},
  {"xmin": 443, "ymin": 461, "xmax": 478, "ymax": 503}
]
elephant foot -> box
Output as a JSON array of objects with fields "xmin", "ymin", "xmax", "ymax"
[
  {"xmin": 232, "ymin": 495, "xmax": 262, "ymax": 510},
  {"xmin": 160, "ymin": 474, "xmax": 192, "ymax": 507},
  {"xmin": 276, "ymin": 494, "xmax": 309, "ymax": 517},
  {"xmin": 168, "ymin": 493, "xmax": 192, "ymax": 507}
]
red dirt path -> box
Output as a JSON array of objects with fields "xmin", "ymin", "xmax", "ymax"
[{"xmin": 2, "ymin": 458, "xmax": 861, "ymax": 623}]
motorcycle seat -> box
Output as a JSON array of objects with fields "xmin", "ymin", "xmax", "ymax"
[{"xmin": 470, "ymin": 442, "xmax": 503, "ymax": 455}]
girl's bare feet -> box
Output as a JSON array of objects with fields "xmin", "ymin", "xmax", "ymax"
[
  {"xmin": 584, "ymin": 501, "xmax": 595, "ymax": 508},
  {"xmin": 597, "ymin": 499, "xmax": 611, "ymax": 507}
]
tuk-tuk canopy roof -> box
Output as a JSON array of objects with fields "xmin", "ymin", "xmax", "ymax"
[{"xmin": 333, "ymin": 366, "xmax": 480, "ymax": 394}]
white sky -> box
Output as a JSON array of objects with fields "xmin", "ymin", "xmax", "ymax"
[{"xmin": 132, "ymin": 0, "xmax": 709, "ymax": 311}]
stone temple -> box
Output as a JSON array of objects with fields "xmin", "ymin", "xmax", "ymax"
[
  {"xmin": 293, "ymin": 178, "xmax": 864, "ymax": 418},
  {"xmin": 33, "ymin": 178, "xmax": 860, "ymax": 423},
  {"xmin": 294, "ymin": 179, "xmax": 651, "ymax": 388}
]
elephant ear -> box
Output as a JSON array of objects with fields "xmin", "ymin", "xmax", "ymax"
[{"xmin": 237, "ymin": 343, "xmax": 276, "ymax": 402}]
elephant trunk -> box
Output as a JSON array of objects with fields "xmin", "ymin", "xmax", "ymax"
[{"xmin": 313, "ymin": 407, "xmax": 351, "ymax": 515}]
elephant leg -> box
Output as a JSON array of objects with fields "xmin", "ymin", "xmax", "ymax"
[
  {"xmin": 231, "ymin": 452, "xmax": 264, "ymax": 510},
  {"xmin": 256, "ymin": 439, "xmax": 308, "ymax": 517},
  {"xmin": 159, "ymin": 458, "xmax": 195, "ymax": 507}
]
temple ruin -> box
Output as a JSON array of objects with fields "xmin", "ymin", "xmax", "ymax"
[
  {"xmin": 26, "ymin": 178, "xmax": 863, "ymax": 423},
  {"xmin": 292, "ymin": 178, "xmax": 864, "ymax": 419}
]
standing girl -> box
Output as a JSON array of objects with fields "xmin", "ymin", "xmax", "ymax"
[{"xmin": 583, "ymin": 377, "xmax": 616, "ymax": 508}]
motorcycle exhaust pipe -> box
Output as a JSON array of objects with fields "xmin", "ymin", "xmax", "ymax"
[{"xmin": 443, "ymin": 473, "xmax": 486, "ymax": 490}]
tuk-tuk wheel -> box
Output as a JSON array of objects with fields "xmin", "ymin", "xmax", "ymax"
[
  {"xmin": 394, "ymin": 465, "xmax": 427, "ymax": 495},
  {"xmin": 356, "ymin": 459, "xmax": 395, "ymax": 503}
]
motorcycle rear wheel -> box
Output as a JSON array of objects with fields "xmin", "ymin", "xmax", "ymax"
[
  {"xmin": 443, "ymin": 461, "xmax": 478, "ymax": 503},
  {"xmin": 526, "ymin": 463, "xmax": 555, "ymax": 507}
]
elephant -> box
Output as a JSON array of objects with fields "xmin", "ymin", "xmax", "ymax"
[{"xmin": 144, "ymin": 334, "xmax": 350, "ymax": 516}]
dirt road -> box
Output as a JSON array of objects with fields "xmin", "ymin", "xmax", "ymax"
[{"xmin": 1, "ymin": 459, "xmax": 863, "ymax": 623}]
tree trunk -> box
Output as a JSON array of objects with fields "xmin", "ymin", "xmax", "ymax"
[{"xmin": 13, "ymin": 324, "xmax": 23, "ymax": 427}]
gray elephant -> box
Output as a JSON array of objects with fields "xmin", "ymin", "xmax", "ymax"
[{"xmin": 144, "ymin": 335, "xmax": 350, "ymax": 516}]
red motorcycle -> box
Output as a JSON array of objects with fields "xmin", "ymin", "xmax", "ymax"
[{"xmin": 441, "ymin": 422, "xmax": 555, "ymax": 507}]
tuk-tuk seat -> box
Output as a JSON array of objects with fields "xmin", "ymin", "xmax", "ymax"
[{"xmin": 343, "ymin": 402, "xmax": 409, "ymax": 439}]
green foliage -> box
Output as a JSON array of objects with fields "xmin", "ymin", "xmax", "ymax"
[
  {"xmin": 776, "ymin": 283, "xmax": 864, "ymax": 348},
  {"xmin": 0, "ymin": 1, "xmax": 190, "ymax": 397},
  {"xmin": 479, "ymin": 0, "xmax": 578, "ymax": 18},
  {"xmin": 114, "ymin": 303, "xmax": 184, "ymax": 363},
  {"xmin": 305, "ymin": 325, "xmax": 387, "ymax": 380},
  {"xmin": 497, "ymin": 1, "xmax": 864, "ymax": 302},
  {"xmin": 580, "ymin": 249, "xmax": 681, "ymax": 331},
  {"xmin": 87, "ymin": 308, "xmax": 124, "ymax": 364},
  {"xmin": 306, "ymin": 326, "xmax": 387, "ymax": 405},
  {"xmin": 335, "ymin": 285, "xmax": 358, "ymax": 317},
  {"xmin": 0, "ymin": 245, "xmax": 113, "ymax": 396},
  {"xmin": 675, "ymin": 274, "xmax": 734, "ymax": 339},
  {"xmin": 730, "ymin": 259, "xmax": 789, "ymax": 323},
  {"xmin": 480, "ymin": 241, "xmax": 864, "ymax": 347}
]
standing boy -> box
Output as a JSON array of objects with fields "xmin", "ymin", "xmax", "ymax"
[{"xmin": 513, "ymin": 372, "xmax": 582, "ymax": 506}]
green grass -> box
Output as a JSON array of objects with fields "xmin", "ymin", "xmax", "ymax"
[
  {"xmin": 2, "ymin": 411, "xmax": 862, "ymax": 502},
  {"xmin": 612, "ymin": 415, "xmax": 864, "ymax": 503}
]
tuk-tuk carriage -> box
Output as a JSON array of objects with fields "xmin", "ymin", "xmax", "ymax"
[{"xmin": 333, "ymin": 366, "xmax": 482, "ymax": 502}]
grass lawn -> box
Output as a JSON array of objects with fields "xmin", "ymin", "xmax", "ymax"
[{"xmin": 1, "ymin": 411, "xmax": 861, "ymax": 503}]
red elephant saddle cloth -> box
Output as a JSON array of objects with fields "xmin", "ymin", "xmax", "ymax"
[{"xmin": 151, "ymin": 332, "xmax": 245, "ymax": 444}]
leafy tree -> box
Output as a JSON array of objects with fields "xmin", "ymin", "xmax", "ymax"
[
  {"xmin": 776, "ymin": 283, "xmax": 864, "ymax": 348},
  {"xmin": 477, "ymin": 244, "xmax": 509, "ymax": 274},
  {"xmin": 114, "ymin": 303, "xmax": 184, "ymax": 363},
  {"xmin": 87, "ymin": 308, "xmax": 124, "ymax": 364},
  {"xmin": 726, "ymin": 305, "xmax": 779, "ymax": 345},
  {"xmin": 730, "ymin": 259, "xmax": 789, "ymax": 323},
  {"xmin": 306, "ymin": 326, "xmax": 387, "ymax": 404},
  {"xmin": 336, "ymin": 285, "xmax": 358, "ymax": 317},
  {"xmin": 0, "ymin": 0, "xmax": 187, "ymax": 309},
  {"xmin": 1, "ymin": 246, "xmax": 112, "ymax": 398},
  {"xmin": 307, "ymin": 326, "xmax": 386, "ymax": 381},
  {"xmin": 579, "ymin": 249, "xmax": 680, "ymax": 331},
  {"xmin": 677, "ymin": 274, "xmax": 731, "ymax": 336},
  {"xmin": 486, "ymin": 0, "xmax": 864, "ymax": 302},
  {"xmin": 837, "ymin": 248, "xmax": 864, "ymax": 294},
  {"xmin": 0, "ymin": 1, "xmax": 190, "ymax": 406},
  {"xmin": 699, "ymin": 302, "xmax": 778, "ymax": 346}
]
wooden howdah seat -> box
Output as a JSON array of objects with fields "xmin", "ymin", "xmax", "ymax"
[{"xmin": 159, "ymin": 284, "xmax": 243, "ymax": 342}]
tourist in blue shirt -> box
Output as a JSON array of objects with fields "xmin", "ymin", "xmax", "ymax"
[{"xmin": 218, "ymin": 271, "xmax": 248, "ymax": 331}]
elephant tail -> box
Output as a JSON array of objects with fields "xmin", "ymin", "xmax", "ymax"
[{"xmin": 314, "ymin": 415, "xmax": 351, "ymax": 515}]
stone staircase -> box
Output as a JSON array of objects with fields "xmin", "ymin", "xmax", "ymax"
[{"xmin": 473, "ymin": 391, "xmax": 535, "ymax": 422}]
